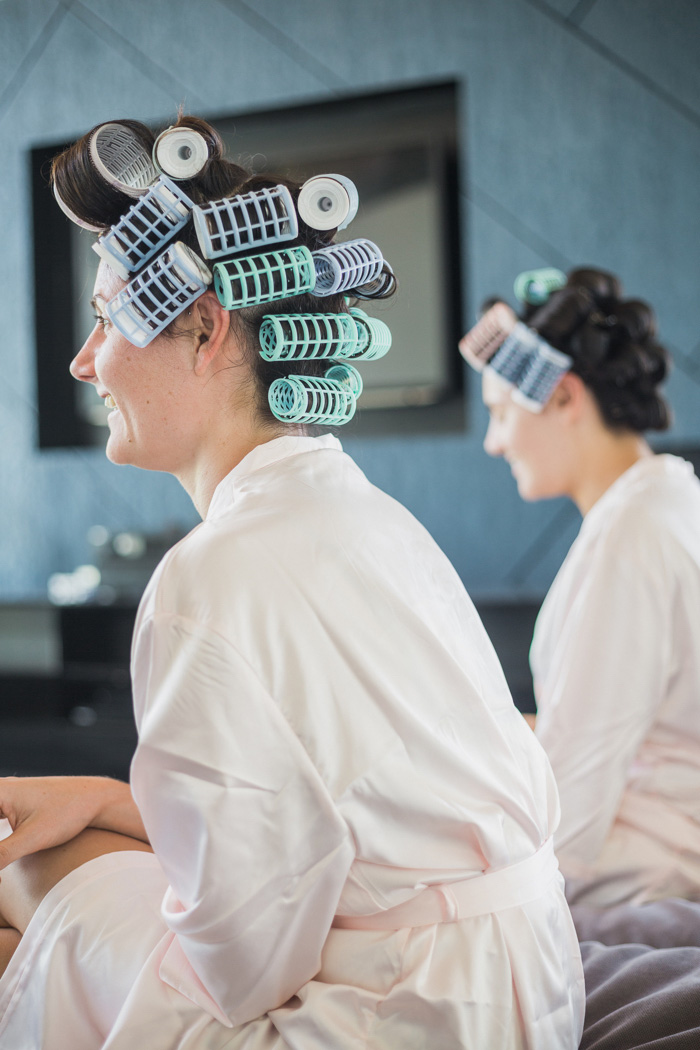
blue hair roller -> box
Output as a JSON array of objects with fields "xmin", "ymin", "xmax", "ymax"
[
  {"xmin": 312, "ymin": 238, "xmax": 384, "ymax": 296},
  {"xmin": 213, "ymin": 246, "xmax": 315, "ymax": 310},
  {"xmin": 268, "ymin": 374, "xmax": 357, "ymax": 425},
  {"xmin": 92, "ymin": 175, "xmax": 194, "ymax": 280},
  {"xmin": 514, "ymin": 268, "xmax": 567, "ymax": 306},
  {"xmin": 193, "ymin": 185, "xmax": 298, "ymax": 260},
  {"xmin": 486, "ymin": 322, "xmax": 538, "ymax": 387},
  {"xmin": 258, "ymin": 312, "xmax": 359, "ymax": 361},
  {"xmin": 348, "ymin": 307, "xmax": 392, "ymax": 361},
  {"xmin": 512, "ymin": 340, "xmax": 572, "ymax": 412},
  {"xmin": 106, "ymin": 241, "xmax": 211, "ymax": 348}
]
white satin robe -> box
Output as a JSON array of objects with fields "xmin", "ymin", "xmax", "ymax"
[
  {"xmin": 0, "ymin": 435, "xmax": 583, "ymax": 1049},
  {"xmin": 532, "ymin": 454, "xmax": 700, "ymax": 906}
]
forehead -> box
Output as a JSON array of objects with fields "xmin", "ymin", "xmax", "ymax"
[
  {"xmin": 92, "ymin": 260, "xmax": 127, "ymax": 305},
  {"xmin": 481, "ymin": 368, "xmax": 513, "ymax": 408}
]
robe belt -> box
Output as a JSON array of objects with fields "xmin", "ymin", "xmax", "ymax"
[{"xmin": 332, "ymin": 837, "xmax": 558, "ymax": 930}]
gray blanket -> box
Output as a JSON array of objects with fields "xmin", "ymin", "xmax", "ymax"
[{"xmin": 577, "ymin": 899, "xmax": 700, "ymax": 1049}]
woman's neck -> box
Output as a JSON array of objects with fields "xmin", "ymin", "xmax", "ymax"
[{"xmin": 571, "ymin": 431, "xmax": 653, "ymax": 516}]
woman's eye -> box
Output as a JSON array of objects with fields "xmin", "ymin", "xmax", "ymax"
[{"xmin": 94, "ymin": 314, "xmax": 111, "ymax": 330}]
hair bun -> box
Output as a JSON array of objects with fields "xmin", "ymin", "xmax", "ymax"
[
  {"xmin": 566, "ymin": 267, "xmax": 622, "ymax": 311},
  {"xmin": 611, "ymin": 299, "xmax": 657, "ymax": 345},
  {"xmin": 527, "ymin": 285, "xmax": 595, "ymax": 349}
]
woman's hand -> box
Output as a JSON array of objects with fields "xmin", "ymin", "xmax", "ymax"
[{"xmin": 0, "ymin": 776, "xmax": 148, "ymax": 871}]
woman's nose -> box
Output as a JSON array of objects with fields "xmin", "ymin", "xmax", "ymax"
[
  {"xmin": 70, "ymin": 334, "xmax": 97, "ymax": 383},
  {"xmin": 483, "ymin": 420, "xmax": 503, "ymax": 458}
]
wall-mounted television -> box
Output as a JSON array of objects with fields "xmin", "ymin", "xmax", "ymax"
[{"xmin": 31, "ymin": 80, "xmax": 464, "ymax": 449}]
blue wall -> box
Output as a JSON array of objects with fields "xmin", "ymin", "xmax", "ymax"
[{"xmin": 1, "ymin": 0, "xmax": 699, "ymax": 601}]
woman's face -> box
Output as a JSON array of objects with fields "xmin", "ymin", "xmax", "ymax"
[
  {"xmin": 481, "ymin": 369, "xmax": 571, "ymax": 502},
  {"xmin": 70, "ymin": 262, "xmax": 205, "ymax": 473}
]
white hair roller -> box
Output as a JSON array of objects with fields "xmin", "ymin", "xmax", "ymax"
[
  {"xmin": 297, "ymin": 174, "xmax": 359, "ymax": 232},
  {"xmin": 312, "ymin": 238, "xmax": 384, "ymax": 296},
  {"xmin": 52, "ymin": 182, "xmax": 103, "ymax": 232},
  {"xmin": 92, "ymin": 176, "xmax": 194, "ymax": 280},
  {"xmin": 153, "ymin": 126, "xmax": 210, "ymax": 180},
  {"xmin": 106, "ymin": 242, "xmax": 211, "ymax": 348},
  {"xmin": 89, "ymin": 122, "xmax": 158, "ymax": 196},
  {"xmin": 193, "ymin": 185, "xmax": 298, "ymax": 259}
]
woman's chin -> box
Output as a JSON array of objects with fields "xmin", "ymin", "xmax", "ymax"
[{"xmin": 513, "ymin": 472, "xmax": 540, "ymax": 502}]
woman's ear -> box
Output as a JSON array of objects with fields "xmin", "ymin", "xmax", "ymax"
[
  {"xmin": 189, "ymin": 291, "xmax": 235, "ymax": 376},
  {"xmin": 550, "ymin": 371, "xmax": 587, "ymax": 419}
]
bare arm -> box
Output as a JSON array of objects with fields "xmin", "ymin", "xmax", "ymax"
[{"xmin": 0, "ymin": 775, "xmax": 148, "ymax": 871}]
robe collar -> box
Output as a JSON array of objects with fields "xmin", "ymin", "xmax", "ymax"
[{"xmin": 207, "ymin": 434, "xmax": 343, "ymax": 521}]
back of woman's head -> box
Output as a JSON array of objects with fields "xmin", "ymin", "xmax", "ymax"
[
  {"xmin": 523, "ymin": 267, "xmax": 671, "ymax": 432},
  {"xmin": 51, "ymin": 114, "xmax": 396, "ymax": 427}
]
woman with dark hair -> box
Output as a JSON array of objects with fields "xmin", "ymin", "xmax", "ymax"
[
  {"xmin": 0, "ymin": 119, "xmax": 584, "ymax": 1048},
  {"xmin": 461, "ymin": 266, "xmax": 700, "ymax": 909}
]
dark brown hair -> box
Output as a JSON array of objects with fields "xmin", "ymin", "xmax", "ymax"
[
  {"xmin": 51, "ymin": 114, "xmax": 397, "ymax": 426},
  {"xmin": 522, "ymin": 267, "xmax": 671, "ymax": 432}
]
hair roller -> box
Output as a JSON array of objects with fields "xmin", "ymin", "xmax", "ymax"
[
  {"xmin": 312, "ymin": 239, "xmax": 384, "ymax": 297},
  {"xmin": 324, "ymin": 362, "xmax": 363, "ymax": 397},
  {"xmin": 514, "ymin": 268, "xmax": 567, "ymax": 306},
  {"xmin": 258, "ymin": 312, "xmax": 359, "ymax": 361},
  {"xmin": 353, "ymin": 263, "xmax": 396, "ymax": 300},
  {"xmin": 106, "ymin": 242, "xmax": 211, "ymax": 347},
  {"xmin": 459, "ymin": 302, "xmax": 517, "ymax": 372},
  {"xmin": 153, "ymin": 126, "xmax": 210, "ymax": 180},
  {"xmin": 348, "ymin": 307, "xmax": 392, "ymax": 361},
  {"xmin": 268, "ymin": 374, "xmax": 357, "ymax": 425},
  {"xmin": 89, "ymin": 122, "xmax": 158, "ymax": 195},
  {"xmin": 92, "ymin": 176, "xmax": 194, "ymax": 279},
  {"xmin": 193, "ymin": 185, "xmax": 298, "ymax": 260},
  {"xmin": 213, "ymin": 246, "xmax": 315, "ymax": 310},
  {"xmin": 511, "ymin": 340, "xmax": 573, "ymax": 412},
  {"xmin": 486, "ymin": 323, "xmax": 539, "ymax": 387},
  {"xmin": 297, "ymin": 174, "xmax": 359, "ymax": 232}
]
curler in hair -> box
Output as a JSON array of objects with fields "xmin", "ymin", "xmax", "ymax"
[
  {"xmin": 92, "ymin": 176, "xmax": 194, "ymax": 279},
  {"xmin": 297, "ymin": 174, "xmax": 359, "ymax": 232},
  {"xmin": 514, "ymin": 268, "xmax": 567, "ymax": 306},
  {"xmin": 89, "ymin": 123, "xmax": 158, "ymax": 196},
  {"xmin": 354, "ymin": 263, "xmax": 396, "ymax": 300},
  {"xmin": 458, "ymin": 302, "xmax": 517, "ymax": 371},
  {"xmin": 193, "ymin": 185, "xmax": 298, "ymax": 260},
  {"xmin": 213, "ymin": 246, "xmax": 315, "ymax": 310},
  {"xmin": 486, "ymin": 323, "xmax": 539, "ymax": 388},
  {"xmin": 258, "ymin": 313, "xmax": 359, "ymax": 361},
  {"xmin": 106, "ymin": 241, "xmax": 212, "ymax": 348},
  {"xmin": 324, "ymin": 362, "xmax": 363, "ymax": 398},
  {"xmin": 153, "ymin": 126, "xmax": 210, "ymax": 180},
  {"xmin": 511, "ymin": 340, "xmax": 573, "ymax": 412},
  {"xmin": 348, "ymin": 307, "xmax": 392, "ymax": 361},
  {"xmin": 268, "ymin": 374, "xmax": 357, "ymax": 425},
  {"xmin": 52, "ymin": 182, "xmax": 104, "ymax": 233},
  {"xmin": 312, "ymin": 239, "xmax": 384, "ymax": 297}
]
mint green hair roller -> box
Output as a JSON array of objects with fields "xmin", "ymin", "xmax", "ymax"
[
  {"xmin": 268, "ymin": 374, "xmax": 357, "ymax": 425},
  {"xmin": 324, "ymin": 362, "xmax": 363, "ymax": 398},
  {"xmin": 514, "ymin": 268, "xmax": 566, "ymax": 306},
  {"xmin": 348, "ymin": 307, "xmax": 392, "ymax": 360},
  {"xmin": 213, "ymin": 246, "xmax": 315, "ymax": 310},
  {"xmin": 258, "ymin": 312, "xmax": 360, "ymax": 361}
]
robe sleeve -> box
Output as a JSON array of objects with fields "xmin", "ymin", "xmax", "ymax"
[
  {"xmin": 129, "ymin": 612, "xmax": 355, "ymax": 1028},
  {"xmin": 534, "ymin": 516, "xmax": 671, "ymax": 868}
]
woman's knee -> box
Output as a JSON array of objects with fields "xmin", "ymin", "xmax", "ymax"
[{"xmin": 0, "ymin": 828, "xmax": 153, "ymax": 934}]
